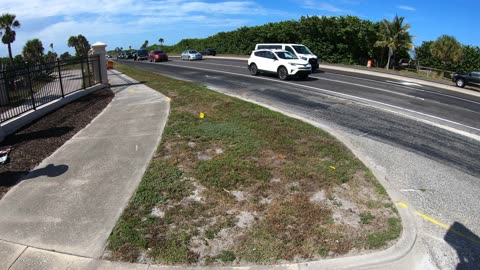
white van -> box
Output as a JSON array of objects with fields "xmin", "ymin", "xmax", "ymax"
[{"xmin": 254, "ymin": 43, "xmax": 319, "ymax": 69}]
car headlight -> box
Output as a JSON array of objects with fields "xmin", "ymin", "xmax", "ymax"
[
  {"xmin": 301, "ymin": 57, "xmax": 307, "ymax": 60},
  {"xmin": 288, "ymin": 62, "xmax": 298, "ymax": 66}
]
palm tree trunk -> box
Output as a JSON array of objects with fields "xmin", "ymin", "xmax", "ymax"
[
  {"xmin": 7, "ymin": 42, "xmax": 13, "ymax": 64},
  {"xmin": 386, "ymin": 47, "xmax": 393, "ymax": 70},
  {"xmin": 380, "ymin": 47, "xmax": 385, "ymax": 67}
]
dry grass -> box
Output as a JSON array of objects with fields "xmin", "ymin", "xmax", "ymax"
[{"xmin": 106, "ymin": 63, "xmax": 401, "ymax": 266}]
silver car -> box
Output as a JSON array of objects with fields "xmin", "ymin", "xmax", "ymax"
[{"xmin": 181, "ymin": 50, "xmax": 203, "ymax": 61}]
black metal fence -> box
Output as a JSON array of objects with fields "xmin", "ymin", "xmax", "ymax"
[{"xmin": 0, "ymin": 55, "xmax": 102, "ymax": 123}]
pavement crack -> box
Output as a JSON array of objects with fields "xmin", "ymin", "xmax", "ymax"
[{"xmin": 7, "ymin": 245, "xmax": 28, "ymax": 270}]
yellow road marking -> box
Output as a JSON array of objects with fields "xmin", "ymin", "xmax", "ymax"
[
  {"xmin": 415, "ymin": 212, "xmax": 449, "ymax": 230},
  {"xmin": 128, "ymin": 89, "xmax": 137, "ymax": 93},
  {"xmin": 398, "ymin": 202, "xmax": 480, "ymax": 244},
  {"xmin": 397, "ymin": 202, "xmax": 409, "ymax": 209}
]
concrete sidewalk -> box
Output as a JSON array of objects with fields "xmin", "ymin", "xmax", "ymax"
[{"xmin": 0, "ymin": 70, "xmax": 170, "ymax": 267}]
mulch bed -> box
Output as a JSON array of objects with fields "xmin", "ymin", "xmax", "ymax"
[{"xmin": 0, "ymin": 88, "xmax": 114, "ymax": 199}]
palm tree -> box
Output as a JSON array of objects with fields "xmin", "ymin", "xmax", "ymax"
[
  {"xmin": 375, "ymin": 15, "xmax": 414, "ymax": 70},
  {"xmin": 67, "ymin": 36, "xmax": 79, "ymax": 55},
  {"xmin": 67, "ymin": 35, "xmax": 90, "ymax": 56},
  {"xmin": 141, "ymin": 40, "xmax": 148, "ymax": 49},
  {"xmin": 23, "ymin": 38, "xmax": 44, "ymax": 63},
  {"xmin": 158, "ymin": 38, "xmax": 164, "ymax": 50},
  {"xmin": 430, "ymin": 35, "xmax": 463, "ymax": 76},
  {"xmin": 50, "ymin": 43, "xmax": 54, "ymax": 52},
  {"xmin": 0, "ymin": 13, "xmax": 21, "ymax": 64},
  {"xmin": 76, "ymin": 34, "xmax": 90, "ymax": 56}
]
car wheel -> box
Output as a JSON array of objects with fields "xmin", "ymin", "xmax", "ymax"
[
  {"xmin": 456, "ymin": 78, "xmax": 465, "ymax": 88},
  {"xmin": 278, "ymin": 66, "xmax": 288, "ymax": 80},
  {"xmin": 249, "ymin": 63, "xmax": 259, "ymax": 76}
]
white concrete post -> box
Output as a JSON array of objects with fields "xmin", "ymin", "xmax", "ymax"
[{"xmin": 90, "ymin": 42, "xmax": 108, "ymax": 84}]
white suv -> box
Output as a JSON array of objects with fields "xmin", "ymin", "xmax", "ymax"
[{"xmin": 248, "ymin": 49, "xmax": 312, "ymax": 80}]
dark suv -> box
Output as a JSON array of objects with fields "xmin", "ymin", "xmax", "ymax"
[
  {"xmin": 201, "ymin": 48, "xmax": 216, "ymax": 56},
  {"xmin": 452, "ymin": 71, "xmax": 480, "ymax": 88},
  {"xmin": 135, "ymin": 49, "xmax": 148, "ymax": 61}
]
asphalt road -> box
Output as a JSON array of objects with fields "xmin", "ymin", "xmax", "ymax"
[{"xmin": 117, "ymin": 58, "xmax": 480, "ymax": 269}]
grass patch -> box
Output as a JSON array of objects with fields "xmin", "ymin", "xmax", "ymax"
[
  {"xmin": 360, "ymin": 212, "xmax": 375, "ymax": 224},
  {"xmin": 215, "ymin": 250, "xmax": 236, "ymax": 262},
  {"xmin": 367, "ymin": 218, "xmax": 402, "ymax": 249},
  {"xmin": 107, "ymin": 63, "xmax": 400, "ymax": 265}
]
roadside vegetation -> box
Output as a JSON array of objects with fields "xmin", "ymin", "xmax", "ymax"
[{"xmin": 106, "ymin": 63, "xmax": 401, "ymax": 266}]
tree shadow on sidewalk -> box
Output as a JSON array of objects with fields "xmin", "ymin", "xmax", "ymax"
[
  {"xmin": 0, "ymin": 164, "xmax": 69, "ymax": 188},
  {"xmin": 1, "ymin": 127, "xmax": 74, "ymax": 145},
  {"xmin": 444, "ymin": 221, "xmax": 480, "ymax": 270}
]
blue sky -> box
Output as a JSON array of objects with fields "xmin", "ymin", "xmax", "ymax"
[{"xmin": 0, "ymin": 0, "xmax": 477, "ymax": 57}]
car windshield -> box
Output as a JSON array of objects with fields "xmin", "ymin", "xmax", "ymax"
[
  {"xmin": 190, "ymin": 51, "xmax": 198, "ymax": 54},
  {"xmin": 275, "ymin": 51, "xmax": 298, "ymax": 60},
  {"xmin": 293, "ymin": 45, "xmax": 312, "ymax": 54},
  {"xmin": 154, "ymin": 51, "xmax": 164, "ymax": 54}
]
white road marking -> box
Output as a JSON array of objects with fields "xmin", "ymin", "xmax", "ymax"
[
  {"xmin": 311, "ymin": 70, "xmax": 480, "ymax": 106},
  {"xmin": 141, "ymin": 61, "xmax": 480, "ymax": 141},
  {"xmin": 390, "ymin": 81, "xmax": 423, "ymax": 87},
  {"xmin": 309, "ymin": 75, "xmax": 425, "ymax": 100}
]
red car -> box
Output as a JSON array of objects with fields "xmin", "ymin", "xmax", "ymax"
[{"xmin": 149, "ymin": 50, "xmax": 168, "ymax": 62}]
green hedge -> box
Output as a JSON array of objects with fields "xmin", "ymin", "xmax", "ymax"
[{"xmin": 153, "ymin": 16, "xmax": 395, "ymax": 67}]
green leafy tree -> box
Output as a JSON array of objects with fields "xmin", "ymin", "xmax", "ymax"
[
  {"xmin": 45, "ymin": 51, "xmax": 57, "ymax": 62},
  {"xmin": 22, "ymin": 38, "xmax": 44, "ymax": 62},
  {"xmin": 430, "ymin": 35, "xmax": 463, "ymax": 75},
  {"xmin": 0, "ymin": 13, "xmax": 21, "ymax": 64},
  {"xmin": 60, "ymin": 51, "xmax": 71, "ymax": 60},
  {"xmin": 457, "ymin": 46, "xmax": 480, "ymax": 73},
  {"xmin": 374, "ymin": 15, "xmax": 414, "ymax": 69}
]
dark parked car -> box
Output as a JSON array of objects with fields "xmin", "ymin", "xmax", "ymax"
[
  {"xmin": 149, "ymin": 50, "xmax": 168, "ymax": 62},
  {"xmin": 452, "ymin": 71, "xmax": 480, "ymax": 88},
  {"xmin": 135, "ymin": 49, "xmax": 148, "ymax": 61},
  {"xmin": 125, "ymin": 52, "xmax": 133, "ymax": 59},
  {"xmin": 200, "ymin": 48, "xmax": 216, "ymax": 56}
]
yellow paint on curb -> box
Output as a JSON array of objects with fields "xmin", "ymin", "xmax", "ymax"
[
  {"xmin": 397, "ymin": 202, "xmax": 409, "ymax": 209},
  {"xmin": 128, "ymin": 89, "xmax": 137, "ymax": 93}
]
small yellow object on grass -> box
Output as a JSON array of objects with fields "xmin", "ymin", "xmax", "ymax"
[
  {"xmin": 329, "ymin": 166, "xmax": 336, "ymax": 170},
  {"xmin": 199, "ymin": 112, "xmax": 205, "ymax": 119}
]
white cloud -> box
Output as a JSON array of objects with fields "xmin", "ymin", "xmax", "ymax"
[
  {"xmin": 299, "ymin": 0, "xmax": 345, "ymax": 12},
  {"xmin": 0, "ymin": 0, "xmax": 288, "ymax": 56},
  {"xmin": 397, "ymin": 5, "xmax": 416, "ymax": 11}
]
